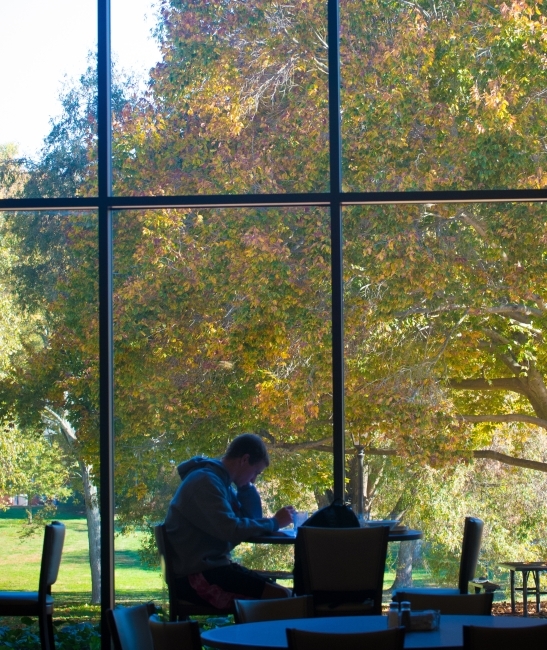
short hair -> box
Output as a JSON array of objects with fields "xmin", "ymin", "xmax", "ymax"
[{"xmin": 224, "ymin": 433, "xmax": 270, "ymax": 466}]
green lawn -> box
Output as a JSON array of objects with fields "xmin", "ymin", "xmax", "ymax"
[
  {"xmin": 0, "ymin": 515, "xmax": 430, "ymax": 596},
  {"xmin": 0, "ymin": 513, "xmax": 449, "ymax": 615},
  {"xmin": 0, "ymin": 517, "xmax": 164, "ymax": 601}
]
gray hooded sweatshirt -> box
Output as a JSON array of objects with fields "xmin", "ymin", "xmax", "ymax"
[{"xmin": 164, "ymin": 457, "xmax": 279, "ymax": 577}]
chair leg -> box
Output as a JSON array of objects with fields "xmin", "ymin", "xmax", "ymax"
[
  {"xmin": 47, "ymin": 614, "xmax": 56, "ymax": 650},
  {"xmin": 38, "ymin": 613, "xmax": 53, "ymax": 650}
]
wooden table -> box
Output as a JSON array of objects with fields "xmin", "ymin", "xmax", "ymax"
[
  {"xmin": 201, "ymin": 614, "xmax": 546, "ymax": 650},
  {"xmin": 499, "ymin": 562, "xmax": 547, "ymax": 616}
]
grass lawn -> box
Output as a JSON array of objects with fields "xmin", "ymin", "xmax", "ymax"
[
  {"xmin": 0, "ymin": 514, "xmax": 431, "ymax": 596},
  {"xmin": 0, "ymin": 516, "xmax": 164, "ymax": 611},
  {"xmin": 1, "ymin": 511, "xmax": 506, "ymax": 622}
]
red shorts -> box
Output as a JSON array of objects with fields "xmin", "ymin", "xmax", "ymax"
[{"xmin": 175, "ymin": 562, "xmax": 269, "ymax": 610}]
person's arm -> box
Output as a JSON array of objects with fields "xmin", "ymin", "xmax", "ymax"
[
  {"xmin": 237, "ymin": 483, "xmax": 263, "ymax": 518},
  {"xmin": 179, "ymin": 471, "xmax": 278, "ymax": 544}
]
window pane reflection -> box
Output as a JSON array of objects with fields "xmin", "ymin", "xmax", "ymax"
[
  {"xmin": 341, "ymin": 1, "xmax": 547, "ymax": 191},
  {"xmin": 112, "ymin": 0, "xmax": 329, "ymax": 196},
  {"xmin": 0, "ymin": 210, "xmax": 100, "ymax": 601},
  {"xmin": 113, "ymin": 207, "xmax": 333, "ymax": 574},
  {"xmin": 0, "ymin": 0, "xmax": 97, "ymax": 198}
]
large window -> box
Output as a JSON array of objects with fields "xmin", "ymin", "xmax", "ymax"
[{"xmin": 2, "ymin": 0, "xmax": 547, "ymax": 639}]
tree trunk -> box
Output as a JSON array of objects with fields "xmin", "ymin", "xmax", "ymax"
[
  {"xmin": 313, "ymin": 488, "xmax": 332, "ymax": 508},
  {"xmin": 44, "ymin": 408, "xmax": 102, "ymax": 604},
  {"xmin": 80, "ymin": 459, "xmax": 101, "ymax": 604},
  {"xmin": 391, "ymin": 540, "xmax": 418, "ymax": 590}
]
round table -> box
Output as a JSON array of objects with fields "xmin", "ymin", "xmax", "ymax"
[
  {"xmin": 250, "ymin": 528, "xmax": 423, "ymax": 544},
  {"xmin": 201, "ymin": 614, "xmax": 547, "ymax": 650}
]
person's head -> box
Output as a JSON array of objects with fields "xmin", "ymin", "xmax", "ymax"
[{"xmin": 222, "ymin": 433, "xmax": 270, "ymax": 487}]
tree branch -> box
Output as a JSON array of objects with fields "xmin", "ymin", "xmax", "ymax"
[
  {"xmin": 359, "ymin": 447, "xmax": 547, "ymax": 472},
  {"xmin": 447, "ymin": 377, "xmax": 527, "ymax": 395},
  {"xmin": 268, "ymin": 440, "xmax": 547, "ymax": 472},
  {"xmin": 43, "ymin": 406, "xmax": 78, "ymax": 445},
  {"xmin": 273, "ymin": 437, "xmax": 333, "ymax": 452},
  {"xmin": 458, "ymin": 413, "xmax": 547, "ymax": 430}
]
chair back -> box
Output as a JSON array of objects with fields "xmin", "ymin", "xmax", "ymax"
[
  {"xmin": 234, "ymin": 595, "xmax": 314, "ymax": 623},
  {"xmin": 154, "ymin": 523, "xmax": 179, "ymax": 618},
  {"xmin": 38, "ymin": 521, "xmax": 66, "ymax": 598},
  {"xmin": 463, "ymin": 622, "xmax": 547, "ymax": 649},
  {"xmin": 107, "ymin": 603, "xmax": 155, "ymax": 650},
  {"xmin": 394, "ymin": 591, "xmax": 493, "ymax": 615},
  {"xmin": 286, "ymin": 626, "xmax": 405, "ymax": 650},
  {"xmin": 295, "ymin": 526, "xmax": 389, "ymax": 615},
  {"xmin": 154, "ymin": 524, "xmax": 174, "ymax": 586},
  {"xmin": 458, "ymin": 517, "xmax": 483, "ymax": 593},
  {"xmin": 148, "ymin": 614, "xmax": 201, "ymax": 650}
]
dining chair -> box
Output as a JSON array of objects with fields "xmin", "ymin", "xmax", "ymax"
[
  {"xmin": 0, "ymin": 520, "xmax": 65, "ymax": 650},
  {"xmin": 392, "ymin": 591, "xmax": 494, "ymax": 615},
  {"xmin": 394, "ymin": 517, "xmax": 485, "ymax": 599},
  {"xmin": 107, "ymin": 603, "xmax": 156, "ymax": 650},
  {"xmin": 107, "ymin": 602, "xmax": 203, "ymax": 650},
  {"xmin": 148, "ymin": 612, "xmax": 202, "ymax": 650},
  {"xmin": 234, "ymin": 595, "xmax": 314, "ymax": 623},
  {"xmin": 286, "ymin": 626, "xmax": 405, "ymax": 650},
  {"xmin": 463, "ymin": 622, "xmax": 547, "ymax": 649},
  {"xmin": 294, "ymin": 526, "xmax": 389, "ymax": 616},
  {"xmin": 154, "ymin": 523, "xmax": 233, "ymax": 620}
]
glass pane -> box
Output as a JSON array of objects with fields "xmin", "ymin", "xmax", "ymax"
[
  {"xmin": 111, "ymin": 0, "xmax": 162, "ymax": 94},
  {"xmin": 0, "ymin": 1, "xmax": 97, "ymax": 198},
  {"xmin": 112, "ymin": 0, "xmax": 329, "ymax": 196},
  {"xmin": 343, "ymin": 201, "xmax": 547, "ymax": 588},
  {"xmin": 341, "ymin": 1, "xmax": 547, "ymax": 191},
  {"xmin": 113, "ymin": 206, "xmax": 332, "ymax": 588},
  {"xmin": 0, "ymin": 210, "xmax": 100, "ymax": 603}
]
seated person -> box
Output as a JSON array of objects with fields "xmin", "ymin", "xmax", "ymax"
[{"xmin": 165, "ymin": 433, "xmax": 294, "ymax": 609}]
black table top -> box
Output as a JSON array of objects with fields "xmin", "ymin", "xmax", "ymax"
[{"xmin": 249, "ymin": 528, "xmax": 422, "ymax": 544}]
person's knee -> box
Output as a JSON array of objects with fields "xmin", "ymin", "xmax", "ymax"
[{"xmin": 261, "ymin": 581, "xmax": 292, "ymax": 599}]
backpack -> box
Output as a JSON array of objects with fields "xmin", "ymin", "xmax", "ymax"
[
  {"xmin": 301, "ymin": 499, "xmax": 360, "ymax": 529},
  {"xmin": 292, "ymin": 499, "xmax": 359, "ymax": 595}
]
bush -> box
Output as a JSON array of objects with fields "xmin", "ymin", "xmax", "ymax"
[{"xmin": 0, "ymin": 618, "xmax": 101, "ymax": 650}]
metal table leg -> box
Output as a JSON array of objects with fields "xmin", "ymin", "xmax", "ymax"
[
  {"xmin": 523, "ymin": 569, "xmax": 529, "ymax": 617},
  {"xmin": 534, "ymin": 570, "xmax": 541, "ymax": 613}
]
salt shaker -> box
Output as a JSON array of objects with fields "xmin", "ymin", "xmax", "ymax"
[
  {"xmin": 400, "ymin": 600, "xmax": 411, "ymax": 630},
  {"xmin": 387, "ymin": 601, "xmax": 400, "ymax": 629}
]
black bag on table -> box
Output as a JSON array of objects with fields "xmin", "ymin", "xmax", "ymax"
[
  {"xmin": 301, "ymin": 499, "xmax": 359, "ymax": 529},
  {"xmin": 292, "ymin": 499, "xmax": 359, "ymax": 595}
]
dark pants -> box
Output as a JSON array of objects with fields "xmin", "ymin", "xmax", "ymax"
[{"xmin": 175, "ymin": 562, "xmax": 269, "ymax": 609}]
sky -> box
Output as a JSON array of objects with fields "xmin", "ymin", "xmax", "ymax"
[{"xmin": 0, "ymin": 0, "xmax": 162, "ymax": 158}]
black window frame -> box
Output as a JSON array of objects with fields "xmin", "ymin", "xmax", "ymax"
[{"xmin": 2, "ymin": 1, "xmax": 547, "ymax": 644}]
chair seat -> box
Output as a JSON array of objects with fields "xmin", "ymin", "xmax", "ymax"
[
  {"xmin": 0, "ymin": 591, "xmax": 54, "ymax": 616},
  {"xmin": 315, "ymin": 599, "xmax": 375, "ymax": 617}
]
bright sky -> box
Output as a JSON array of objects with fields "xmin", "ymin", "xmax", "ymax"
[{"xmin": 0, "ymin": 0, "xmax": 162, "ymax": 158}]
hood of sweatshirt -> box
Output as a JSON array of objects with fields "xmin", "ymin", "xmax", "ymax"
[{"xmin": 177, "ymin": 456, "xmax": 227, "ymax": 482}]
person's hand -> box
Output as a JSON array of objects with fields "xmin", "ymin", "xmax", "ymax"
[{"xmin": 274, "ymin": 505, "xmax": 295, "ymax": 529}]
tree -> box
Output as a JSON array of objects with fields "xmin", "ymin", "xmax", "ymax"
[
  {"xmin": 0, "ymin": 62, "xmax": 141, "ymax": 603},
  {"xmin": 3, "ymin": 0, "xmax": 547, "ymax": 599},
  {"xmin": 0, "ymin": 421, "xmax": 71, "ymax": 518}
]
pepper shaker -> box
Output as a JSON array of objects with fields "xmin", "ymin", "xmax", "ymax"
[{"xmin": 400, "ymin": 600, "xmax": 411, "ymax": 630}]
